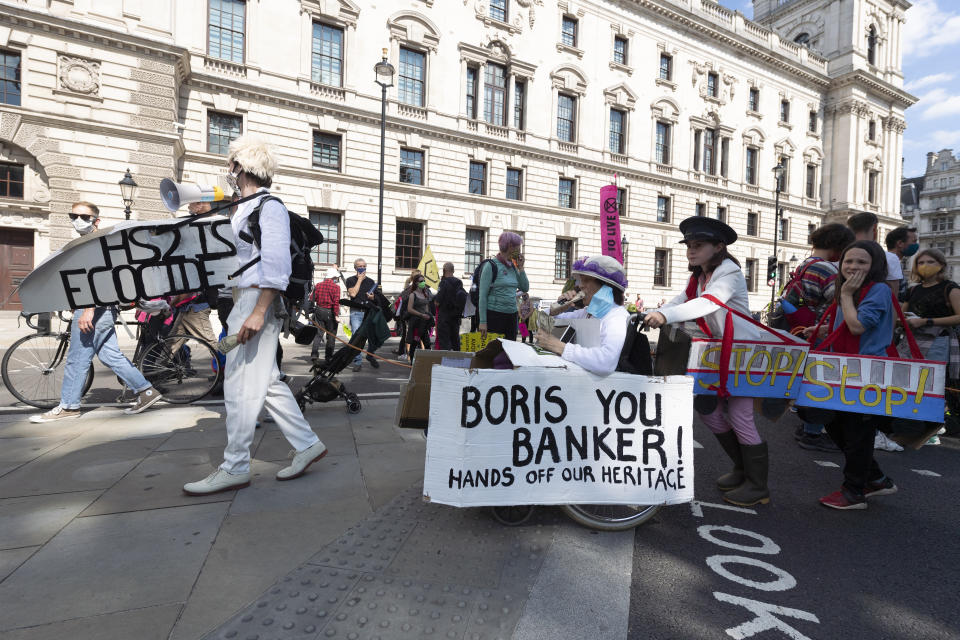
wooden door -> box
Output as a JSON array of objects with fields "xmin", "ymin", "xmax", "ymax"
[{"xmin": 0, "ymin": 229, "xmax": 34, "ymax": 310}]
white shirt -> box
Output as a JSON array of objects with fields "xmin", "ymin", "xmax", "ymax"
[
  {"xmin": 557, "ymin": 305, "xmax": 629, "ymax": 375},
  {"xmin": 230, "ymin": 189, "xmax": 291, "ymax": 291},
  {"xmin": 885, "ymin": 251, "xmax": 903, "ymax": 281}
]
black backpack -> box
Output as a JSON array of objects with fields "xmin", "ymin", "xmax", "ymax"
[
  {"xmin": 468, "ymin": 258, "xmax": 499, "ymax": 308},
  {"xmin": 616, "ymin": 314, "xmax": 653, "ymax": 375},
  {"xmin": 234, "ymin": 196, "xmax": 323, "ymax": 305}
]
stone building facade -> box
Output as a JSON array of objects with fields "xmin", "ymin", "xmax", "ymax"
[
  {"xmin": 902, "ymin": 149, "xmax": 960, "ymax": 280},
  {"xmin": 0, "ymin": 0, "xmax": 915, "ymax": 310}
]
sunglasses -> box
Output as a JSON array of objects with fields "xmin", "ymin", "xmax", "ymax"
[{"xmin": 69, "ymin": 214, "xmax": 94, "ymax": 221}]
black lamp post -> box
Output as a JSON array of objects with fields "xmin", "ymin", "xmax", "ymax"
[
  {"xmin": 119, "ymin": 168, "xmax": 137, "ymax": 220},
  {"xmin": 373, "ymin": 48, "xmax": 395, "ymax": 288},
  {"xmin": 621, "ymin": 234, "xmax": 629, "ymax": 270},
  {"xmin": 770, "ymin": 161, "xmax": 785, "ymax": 307}
]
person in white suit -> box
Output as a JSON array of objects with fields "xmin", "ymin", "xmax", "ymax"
[{"xmin": 644, "ymin": 217, "xmax": 769, "ymax": 507}]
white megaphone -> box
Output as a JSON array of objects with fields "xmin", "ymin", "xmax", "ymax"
[{"xmin": 159, "ymin": 178, "xmax": 227, "ymax": 212}]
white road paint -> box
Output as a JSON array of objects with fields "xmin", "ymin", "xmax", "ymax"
[
  {"xmin": 706, "ymin": 555, "xmax": 798, "ymax": 592},
  {"xmin": 714, "ymin": 592, "xmax": 819, "ymax": 640},
  {"xmin": 911, "ymin": 468, "xmax": 941, "ymax": 477},
  {"xmin": 697, "ymin": 525, "xmax": 780, "ymax": 555},
  {"xmin": 814, "ymin": 460, "xmax": 840, "ymax": 468},
  {"xmin": 693, "ymin": 439, "xmax": 704, "ymax": 449},
  {"xmin": 690, "ymin": 500, "xmax": 758, "ymax": 518}
]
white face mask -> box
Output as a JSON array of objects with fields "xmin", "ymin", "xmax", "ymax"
[
  {"xmin": 71, "ymin": 217, "xmax": 95, "ymax": 235},
  {"xmin": 224, "ymin": 167, "xmax": 242, "ymax": 193}
]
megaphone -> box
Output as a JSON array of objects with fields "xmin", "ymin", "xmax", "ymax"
[{"xmin": 159, "ymin": 178, "xmax": 227, "ymax": 212}]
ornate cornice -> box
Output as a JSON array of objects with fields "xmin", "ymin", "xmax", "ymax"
[{"xmin": 828, "ymin": 70, "xmax": 918, "ymax": 108}]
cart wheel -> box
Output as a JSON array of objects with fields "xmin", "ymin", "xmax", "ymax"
[
  {"xmin": 346, "ymin": 392, "xmax": 361, "ymax": 414},
  {"xmin": 491, "ymin": 505, "xmax": 535, "ymax": 526}
]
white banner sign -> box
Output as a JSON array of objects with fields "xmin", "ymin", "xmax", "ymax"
[
  {"xmin": 424, "ymin": 367, "xmax": 695, "ymax": 507},
  {"xmin": 19, "ymin": 217, "xmax": 238, "ymax": 313}
]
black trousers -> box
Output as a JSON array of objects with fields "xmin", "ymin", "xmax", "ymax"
[
  {"xmin": 824, "ymin": 411, "xmax": 886, "ymax": 496},
  {"xmin": 406, "ymin": 315, "xmax": 433, "ymax": 348},
  {"xmin": 486, "ymin": 309, "xmax": 518, "ymax": 341},
  {"xmin": 311, "ymin": 307, "xmax": 337, "ymax": 361},
  {"xmin": 436, "ymin": 313, "xmax": 461, "ymax": 351}
]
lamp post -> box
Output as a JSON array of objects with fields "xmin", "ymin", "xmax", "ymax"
[
  {"xmin": 119, "ymin": 168, "xmax": 137, "ymax": 220},
  {"xmin": 770, "ymin": 161, "xmax": 785, "ymax": 308},
  {"xmin": 373, "ymin": 48, "xmax": 395, "ymax": 288},
  {"xmin": 621, "ymin": 234, "xmax": 629, "ymax": 270}
]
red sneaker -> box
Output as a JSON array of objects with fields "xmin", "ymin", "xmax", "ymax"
[{"xmin": 819, "ymin": 489, "xmax": 867, "ymax": 510}]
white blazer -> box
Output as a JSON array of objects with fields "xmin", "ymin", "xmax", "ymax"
[
  {"xmin": 658, "ymin": 259, "xmax": 763, "ymax": 340},
  {"xmin": 557, "ymin": 305, "xmax": 629, "ymax": 375}
]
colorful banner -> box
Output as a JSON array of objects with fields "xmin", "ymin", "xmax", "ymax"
[
  {"xmin": 417, "ymin": 245, "xmax": 440, "ymax": 289},
  {"xmin": 795, "ymin": 353, "xmax": 945, "ymax": 422},
  {"xmin": 599, "ymin": 184, "xmax": 623, "ymax": 263},
  {"xmin": 424, "ymin": 367, "xmax": 695, "ymax": 507},
  {"xmin": 687, "ymin": 339, "xmax": 810, "ymax": 399}
]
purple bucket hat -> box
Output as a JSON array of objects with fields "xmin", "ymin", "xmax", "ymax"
[{"xmin": 571, "ymin": 255, "xmax": 628, "ymax": 291}]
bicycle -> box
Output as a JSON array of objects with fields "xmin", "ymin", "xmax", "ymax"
[{"xmin": 490, "ymin": 502, "xmax": 661, "ymax": 532}]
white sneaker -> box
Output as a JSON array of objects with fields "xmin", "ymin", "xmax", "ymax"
[
  {"xmin": 183, "ymin": 469, "xmax": 251, "ymax": 495},
  {"xmin": 276, "ymin": 441, "xmax": 327, "ymax": 481},
  {"xmin": 29, "ymin": 406, "xmax": 82, "ymax": 423},
  {"xmin": 874, "ymin": 432, "xmax": 904, "ymax": 452},
  {"xmin": 937, "ymin": 426, "xmax": 947, "ymax": 435}
]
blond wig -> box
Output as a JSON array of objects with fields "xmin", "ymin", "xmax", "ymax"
[{"xmin": 227, "ymin": 135, "xmax": 278, "ymax": 182}]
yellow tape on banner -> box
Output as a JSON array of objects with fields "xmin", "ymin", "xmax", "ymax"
[{"xmin": 460, "ymin": 331, "xmax": 504, "ymax": 352}]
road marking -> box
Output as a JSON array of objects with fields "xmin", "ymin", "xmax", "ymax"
[
  {"xmin": 690, "ymin": 500, "xmax": 757, "ymax": 518},
  {"xmin": 911, "ymin": 468, "xmax": 941, "ymax": 477},
  {"xmin": 814, "ymin": 460, "xmax": 839, "ymax": 468},
  {"xmin": 375, "ymin": 378, "xmax": 409, "ymax": 383},
  {"xmin": 693, "ymin": 439, "xmax": 703, "ymax": 449},
  {"xmin": 706, "ymin": 555, "xmax": 798, "ymax": 592},
  {"xmin": 714, "ymin": 592, "xmax": 819, "ymax": 640},
  {"xmin": 697, "ymin": 525, "xmax": 780, "ymax": 555}
]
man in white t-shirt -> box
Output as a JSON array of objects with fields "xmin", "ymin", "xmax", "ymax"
[{"xmin": 884, "ymin": 226, "xmax": 918, "ymax": 298}]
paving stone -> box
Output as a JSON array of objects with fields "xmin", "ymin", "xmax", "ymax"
[
  {"xmin": 0, "ymin": 546, "xmax": 36, "ymax": 581},
  {"xmin": 0, "ymin": 435, "xmax": 73, "ymax": 463},
  {"xmin": 0, "ymin": 603, "xmax": 182, "ymax": 640},
  {"xmin": 69, "ymin": 405, "xmax": 222, "ymax": 444},
  {"xmin": 0, "ymin": 490, "xmax": 102, "ymax": 548}
]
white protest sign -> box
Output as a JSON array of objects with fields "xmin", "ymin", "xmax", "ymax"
[
  {"xmin": 424, "ymin": 366, "xmax": 695, "ymax": 507},
  {"xmin": 19, "ymin": 216, "xmax": 238, "ymax": 313}
]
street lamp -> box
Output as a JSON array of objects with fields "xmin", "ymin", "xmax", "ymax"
[
  {"xmin": 621, "ymin": 234, "xmax": 629, "ymax": 270},
  {"xmin": 373, "ymin": 48, "xmax": 395, "ymax": 288},
  {"xmin": 789, "ymin": 255, "xmax": 799, "ymax": 271},
  {"xmin": 770, "ymin": 161, "xmax": 785, "ymax": 307},
  {"xmin": 118, "ymin": 168, "xmax": 137, "ymax": 220}
]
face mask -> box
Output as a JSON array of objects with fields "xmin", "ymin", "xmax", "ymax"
[
  {"xmin": 224, "ymin": 167, "xmax": 242, "ymax": 193},
  {"xmin": 418, "ymin": 281, "xmax": 427, "ymax": 289},
  {"xmin": 917, "ymin": 264, "xmax": 942, "ymax": 279},
  {"xmin": 586, "ymin": 285, "xmax": 617, "ymax": 319},
  {"xmin": 357, "ymin": 267, "xmax": 366, "ymax": 275},
  {"xmin": 903, "ymin": 243, "xmax": 920, "ymax": 257},
  {"xmin": 71, "ymin": 217, "xmax": 95, "ymax": 235}
]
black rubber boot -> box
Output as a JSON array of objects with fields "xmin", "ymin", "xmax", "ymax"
[
  {"xmin": 714, "ymin": 431, "xmax": 745, "ymax": 492},
  {"xmin": 723, "ymin": 442, "xmax": 770, "ymax": 506}
]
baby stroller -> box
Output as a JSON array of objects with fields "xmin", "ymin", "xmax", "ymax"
[{"xmin": 294, "ymin": 301, "xmax": 390, "ymax": 414}]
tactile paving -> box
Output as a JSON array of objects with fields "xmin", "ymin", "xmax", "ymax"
[{"xmin": 207, "ymin": 486, "xmax": 560, "ymax": 640}]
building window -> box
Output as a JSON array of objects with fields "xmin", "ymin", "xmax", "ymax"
[
  {"xmin": 933, "ymin": 216, "xmax": 954, "ymax": 232},
  {"xmin": 613, "ymin": 37, "xmax": 628, "ymax": 65},
  {"xmin": 867, "ymin": 25, "xmax": 878, "ymax": 65},
  {"xmin": 616, "ymin": 188, "xmax": 627, "ymax": 217},
  {"xmin": 748, "ymin": 87, "xmax": 759, "ymax": 112},
  {"xmin": 659, "ymin": 53, "xmax": 672, "ymax": 81},
  {"xmin": 469, "ymin": 161, "xmax": 487, "ymax": 195},
  {"xmin": 490, "ymin": 0, "xmax": 507, "ymax": 22},
  {"xmin": 0, "ymin": 162, "xmax": 24, "ymax": 199},
  {"xmin": 609, "ymin": 108, "xmax": 626, "ymax": 154},
  {"xmin": 696, "ymin": 202, "xmax": 706, "ymax": 217},
  {"xmin": 561, "ymin": 16, "xmax": 578, "ymax": 48},
  {"xmin": 780, "ymin": 99, "xmax": 790, "ymax": 123},
  {"xmin": 0, "ymin": 50, "xmax": 21, "ymax": 106},
  {"xmin": 778, "ymin": 263, "xmax": 788, "ymax": 288},
  {"xmin": 778, "ymin": 156, "xmax": 790, "ymax": 192},
  {"xmin": 655, "ymin": 121, "xmax": 672, "ymax": 165},
  {"xmin": 484, "ymin": 63, "xmax": 507, "ymax": 126},
  {"xmin": 465, "ymin": 228, "xmax": 485, "ymax": 274},
  {"xmin": 745, "ymin": 258, "xmax": 758, "ymax": 292},
  {"xmin": 207, "ymin": 111, "xmax": 242, "ymax": 155},
  {"xmin": 514, "ymin": 79, "xmax": 526, "ymax": 130},
  {"xmin": 693, "ymin": 130, "xmax": 701, "ymax": 171},
  {"xmin": 703, "ymin": 129, "xmax": 717, "ymax": 175},
  {"xmin": 808, "ymin": 222, "xmax": 817, "ymax": 241},
  {"xmin": 311, "ymin": 23, "xmax": 343, "ymax": 87},
  {"xmin": 465, "ymin": 66, "xmax": 478, "ymax": 118},
  {"xmin": 555, "ymin": 239, "xmax": 574, "ymax": 280},
  {"xmin": 794, "ymin": 32, "xmax": 810, "ymax": 46},
  {"xmin": 654, "ymin": 249, "xmax": 669, "ymax": 287},
  {"xmin": 720, "ymin": 138, "xmax": 729, "ymax": 178},
  {"xmin": 310, "ymin": 211, "xmax": 341, "ymax": 265},
  {"xmin": 707, "ymin": 72, "xmax": 718, "ymax": 98},
  {"xmin": 558, "ymin": 178, "xmax": 576, "ymax": 208},
  {"xmin": 399, "ymin": 148, "xmax": 424, "ymax": 185},
  {"xmin": 557, "ymin": 94, "xmax": 576, "ymax": 142},
  {"xmin": 805, "ymin": 163, "xmax": 817, "ymax": 198},
  {"xmin": 312, "ymin": 132, "xmax": 341, "ymax": 171},
  {"xmin": 747, "ymin": 211, "xmax": 759, "ymax": 236},
  {"xmin": 745, "ymin": 147, "xmax": 758, "ymax": 185},
  {"xmin": 868, "ymin": 119, "xmax": 876, "ymax": 142},
  {"xmin": 657, "ymin": 196, "xmax": 671, "ymax": 223},
  {"xmin": 395, "ymin": 221, "xmax": 423, "ymax": 270},
  {"xmin": 716, "ymin": 206, "xmax": 726, "ymax": 223},
  {"xmin": 398, "ymin": 47, "xmax": 426, "ymax": 107},
  {"xmin": 778, "ymin": 217, "xmax": 789, "ymax": 241},
  {"xmin": 208, "ymin": 0, "xmax": 245, "ymax": 63},
  {"xmin": 506, "ymin": 168, "xmax": 523, "ymax": 201},
  {"xmin": 808, "ymin": 110, "xmax": 818, "ymax": 133},
  {"xmin": 867, "ymin": 170, "xmax": 879, "ymax": 204}
]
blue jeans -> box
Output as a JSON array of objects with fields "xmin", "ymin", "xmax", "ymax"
[
  {"xmin": 60, "ymin": 308, "xmax": 150, "ymax": 409},
  {"xmin": 350, "ymin": 310, "xmax": 365, "ymax": 365}
]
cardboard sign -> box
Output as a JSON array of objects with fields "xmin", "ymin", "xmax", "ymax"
[
  {"xmin": 460, "ymin": 331, "xmax": 503, "ymax": 353},
  {"xmin": 599, "ymin": 184, "xmax": 623, "ymax": 263},
  {"xmin": 424, "ymin": 367, "xmax": 695, "ymax": 507},
  {"xmin": 687, "ymin": 338, "xmax": 810, "ymax": 399},
  {"xmin": 19, "ymin": 217, "xmax": 238, "ymax": 312},
  {"xmin": 795, "ymin": 353, "xmax": 945, "ymax": 422}
]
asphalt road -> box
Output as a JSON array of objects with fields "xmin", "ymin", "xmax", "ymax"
[{"xmin": 629, "ymin": 411, "xmax": 960, "ymax": 640}]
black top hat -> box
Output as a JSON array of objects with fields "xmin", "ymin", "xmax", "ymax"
[{"xmin": 678, "ymin": 216, "xmax": 738, "ymax": 245}]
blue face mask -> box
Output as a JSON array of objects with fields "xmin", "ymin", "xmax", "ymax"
[
  {"xmin": 586, "ymin": 285, "xmax": 616, "ymax": 319},
  {"xmin": 357, "ymin": 267, "xmax": 366, "ymax": 274},
  {"xmin": 903, "ymin": 243, "xmax": 920, "ymax": 257}
]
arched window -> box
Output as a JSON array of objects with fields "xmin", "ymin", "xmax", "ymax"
[
  {"xmin": 867, "ymin": 25, "xmax": 878, "ymax": 65},
  {"xmin": 793, "ymin": 32, "xmax": 810, "ymax": 47}
]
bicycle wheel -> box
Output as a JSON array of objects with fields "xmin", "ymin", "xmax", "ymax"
[
  {"xmin": 2, "ymin": 334, "xmax": 94, "ymax": 408},
  {"xmin": 137, "ymin": 334, "xmax": 221, "ymax": 404},
  {"xmin": 560, "ymin": 504, "xmax": 661, "ymax": 532}
]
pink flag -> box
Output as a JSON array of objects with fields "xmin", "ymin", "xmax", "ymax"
[{"xmin": 599, "ymin": 184, "xmax": 622, "ymax": 263}]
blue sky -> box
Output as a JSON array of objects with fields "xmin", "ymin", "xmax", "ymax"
[{"xmin": 718, "ymin": 0, "xmax": 960, "ymax": 179}]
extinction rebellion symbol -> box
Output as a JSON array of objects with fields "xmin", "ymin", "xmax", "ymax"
[{"xmin": 603, "ymin": 197, "xmax": 619, "ymax": 213}]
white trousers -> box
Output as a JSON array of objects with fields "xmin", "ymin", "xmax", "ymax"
[{"xmin": 221, "ymin": 288, "xmax": 320, "ymax": 474}]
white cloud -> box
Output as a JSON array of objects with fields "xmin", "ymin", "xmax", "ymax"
[
  {"xmin": 904, "ymin": 0, "xmax": 960, "ymax": 59},
  {"xmin": 920, "ymin": 91, "xmax": 960, "ymax": 119},
  {"xmin": 905, "ymin": 73, "xmax": 955, "ymax": 92}
]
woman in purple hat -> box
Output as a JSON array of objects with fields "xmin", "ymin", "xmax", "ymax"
[{"xmin": 537, "ymin": 255, "xmax": 629, "ymax": 375}]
